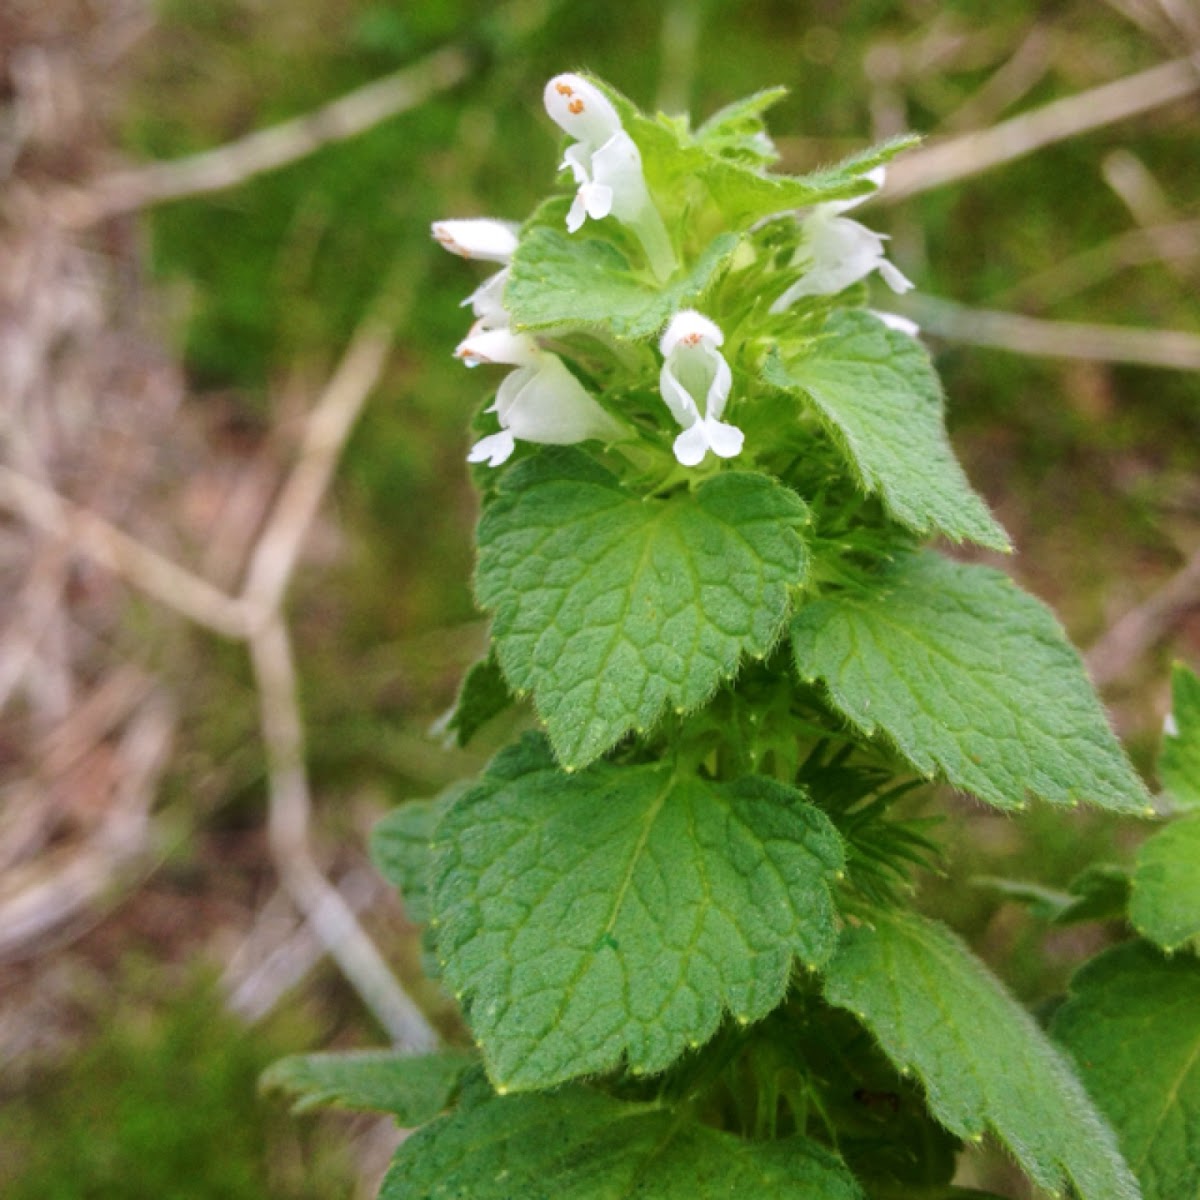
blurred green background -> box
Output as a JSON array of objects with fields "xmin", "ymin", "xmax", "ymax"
[{"xmin": 2, "ymin": 0, "xmax": 1196, "ymax": 1195}]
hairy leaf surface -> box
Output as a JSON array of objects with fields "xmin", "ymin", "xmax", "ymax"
[
  {"xmin": 1054, "ymin": 940, "xmax": 1200, "ymax": 1200},
  {"xmin": 506, "ymin": 216, "xmax": 738, "ymax": 339},
  {"xmin": 763, "ymin": 310, "xmax": 1008, "ymax": 549},
  {"xmin": 381, "ymin": 1087, "xmax": 864, "ymax": 1199},
  {"xmin": 1130, "ymin": 815, "xmax": 1200, "ymax": 951},
  {"xmin": 824, "ymin": 908, "xmax": 1139, "ymax": 1200},
  {"xmin": 1161, "ymin": 662, "xmax": 1200, "ymax": 810},
  {"xmin": 478, "ymin": 453, "xmax": 809, "ymax": 768},
  {"xmin": 432, "ymin": 737, "xmax": 843, "ymax": 1091},
  {"xmin": 261, "ymin": 1050, "xmax": 472, "ymax": 1120},
  {"xmin": 372, "ymin": 795, "xmax": 456, "ymax": 924},
  {"xmin": 792, "ymin": 553, "xmax": 1151, "ymax": 813}
]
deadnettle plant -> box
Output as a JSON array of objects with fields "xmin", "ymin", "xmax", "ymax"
[{"xmin": 268, "ymin": 73, "xmax": 1165, "ymax": 1200}]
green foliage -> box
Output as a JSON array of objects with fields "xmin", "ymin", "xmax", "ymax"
[
  {"xmin": 477, "ymin": 453, "xmax": 809, "ymax": 768},
  {"xmin": 371, "ymin": 793, "xmax": 454, "ymax": 924},
  {"xmin": 1160, "ymin": 662, "xmax": 1200, "ymax": 811},
  {"xmin": 792, "ymin": 552, "xmax": 1152, "ymax": 813},
  {"xmin": 1130, "ymin": 815, "xmax": 1200, "ymax": 952},
  {"xmin": 763, "ymin": 310, "xmax": 1008, "ymax": 549},
  {"xmin": 242, "ymin": 54, "xmax": 1161, "ymax": 1200},
  {"xmin": 1054, "ymin": 941, "xmax": 1200, "ymax": 1200},
  {"xmin": 381, "ymin": 1086, "xmax": 865, "ymax": 1199},
  {"xmin": 261, "ymin": 1049, "xmax": 473, "ymax": 1118},
  {"xmin": 1054, "ymin": 863, "xmax": 1134, "ymax": 926},
  {"xmin": 823, "ymin": 908, "xmax": 1140, "ymax": 1200},
  {"xmin": 431, "ymin": 736, "xmax": 843, "ymax": 1090},
  {"xmin": 444, "ymin": 652, "xmax": 513, "ymax": 748},
  {"xmin": 507, "ymin": 214, "xmax": 740, "ymax": 339}
]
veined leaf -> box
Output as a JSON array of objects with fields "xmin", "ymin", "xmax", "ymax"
[
  {"xmin": 381, "ymin": 1086, "xmax": 865, "ymax": 1199},
  {"xmin": 1130, "ymin": 815, "xmax": 1200, "ymax": 951},
  {"xmin": 824, "ymin": 907, "xmax": 1139, "ymax": 1200},
  {"xmin": 477, "ymin": 452, "xmax": 809, "ymax": 769},
  {"xmin": 763, "ymin": 310, "xmax": 1008, "ymax": 549},
  {"xmin": 792, "ymin": 552, "xmax": 1152, "ymax": 813},
  {"xmin": 1054, "ymin": 940, "xmax": 1200, "ymax": 1200},
  {"xmin": 1160, "ymin": 662, "xmax": 1200, "ymax": 811},
  {"xmin": 372, "ymin": 793, "xmax": 457, "ymax": 924},
  {"xmin": 261, "ymin": 1050, "xmax": 472, "ymax": 1120},
  {"xmin": 505, "ymin": 215, "xmax": 738, "ymax": 340},
  {"xmin": 432, "ymin": 737, "xmax": 843, "ymax": 1091}
]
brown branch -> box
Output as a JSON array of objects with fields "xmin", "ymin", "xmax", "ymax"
[
  {"xmin": 241, "ymin": 319, "xmax": 392, "ymax": 622},
  {"xmin": 885, "ymin": 57, "xmax": 1200, "ymax": 200},
  {"xmin": 250, "ymin": 617, "xmax": 437, "ymax": 1050},
  {"xmin": 0, "ymin": 466, "xmax": 251, "ymax": 638},
  {"xmin": 67, "ymin": 44, "xmax": 471, "ymax": 225},
  {"xmin": 903, "ymin": 296, "xmax": 1200, "ymax": 371}
]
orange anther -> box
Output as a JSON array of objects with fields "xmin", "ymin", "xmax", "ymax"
[
  {"xmin": 568, "ymin": 97, "xmax": 585, "ymax": 114},
  {"xmin": 555, "ymin": 82, "xmax": 574, "ymax": 95}
]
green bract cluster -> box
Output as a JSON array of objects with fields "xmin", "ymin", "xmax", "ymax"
[{"xmin": 269, "ymin": 76, "xmax": 1168, "ymax": 1200}]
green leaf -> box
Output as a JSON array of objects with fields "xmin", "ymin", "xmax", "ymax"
[
  {"xmin": 381, "ymin": 1086, "xmax": 865, "ymax": 1199},
  {"xmin": 1160, "ymin": 662, "xmax": 1200, "ymax": 811},
  {"xmin": 260, "ymin": 1049, "xmax": 472, "ymax": 1120},
  {"xmin": 792, "ymin": 552, "xmax": 1152, "ymax": 814},
  {"xmin": 696, "ymin": 134, "xmax": 919, "ymax": 229},
  {"xmin": 764, "ymin": 310, "xmax": 1008, "ymax": 549},
  {"xmin": 1054, "ymin": 863, "xmax": 1133, "ymax": 926},
  {"xmin": 432, "ymin": 737, "xmax": 843, "ymax": 1091},
  {"xmin": 477, "ymin": 453, "xmax": 809, "ymax": 768},
  {"xmin": 371, "ymin": 793, "xmax": 457, "ymax": 924},
  {"xmin": 824, "ymin": 907, "xmax": 1140, "ymax": 1200},
  {"xmin": 694, "ymin": 86, "xmax": 788, "ymax": 167},
  {"xmin": 506, "ymin": 215, "xmax": 739, "ymax": 340},
  {"xmin": 1054, "ymin": 940, "xmax": 1200, "ymax": 1200},
  {"xmin": 1130, "ymin": 815, "xmax": 1200, "ymax": 951},
  {"xmin": 445, "ymin": 652, "xmax": 513, "ymax": 747}
]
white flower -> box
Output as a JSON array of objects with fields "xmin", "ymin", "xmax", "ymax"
[
  {"xmin": 432, "ymin": 218, "xmax": 520, "ymax": 332},
  {"xmin": 431, "ymin": 218, "xmax": 519, "ymax": 263},
  {"xmin": 769, "ymin": 168, "xmax": 914, "ymax": 313},
  {"xmin": 543, "ymin": 74, "xmax": 675, "ymax": 280},
  {"xmin": 456, "ymin": 328, "xmax": 624, "ymax": 467},
  {"xmin": 658, "ymin": 310, "xmax": 744, "ymax": 467}
]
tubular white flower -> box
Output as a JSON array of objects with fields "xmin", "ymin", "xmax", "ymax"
[
  {"xmin": 464, "ymin": 343, "xmax": 625, "ymax": 467},
  {"xmin": 432, "ymin": 218, "xmax": 520, "ymax": 333},
  {"xmin": 658, "ymin": 310, "xmax": 744, "ymax": 467},
  {"xmin": 430, "ymin": 218, "xmax": 519, "ymax": 263},
  {"xmin": 543, "ymin": 73, "xmax": 675, "ymax": 280},
  {"xmin": 769, "ymin": 168, "xmax": 914, "ymax": 313},
  {"xmin": 454, "ymin": 326, "xmax": 540, "ymax": 369},
  {"xmin": 463, "ymin": 267, "xmax": 511, "ymax": 331}
]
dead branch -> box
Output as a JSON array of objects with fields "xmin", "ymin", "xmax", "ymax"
[
  {"xmin": 992, "ymin": 218, "xmax": 1200, "ymax": 309},
  {"xmin": 250, "ymin": 617, "xmax": 437, "ymax": 1050},
  {"xmin": 885, "ymin": 56, "xmax": 1200, "ymax": 200},
  {"xmin": 241, "ymin": 320, "xmax": 392, "ymax": 622},
  {"xmin": 65, "ymin": 44, "xmax": 470, "ymax": 226},
  {"xmin": 903, "ymin": 297, "xmax": 1200, "ymax": 371},
  {"xmin": 0, "ymin": 465, "xmax": 250, "ymax": 638}
]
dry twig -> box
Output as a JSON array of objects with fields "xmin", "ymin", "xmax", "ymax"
[
  {"xmin": 903, "ymin": 296, "xmax": 1200, "ymax": 372},
  {"xmin": 64, "ymin": 45, "xmax": 471, "ymax": 226},
  {"xmin": 885, "ymin": 57, "xmax": 1200, "ymax": 200}
]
